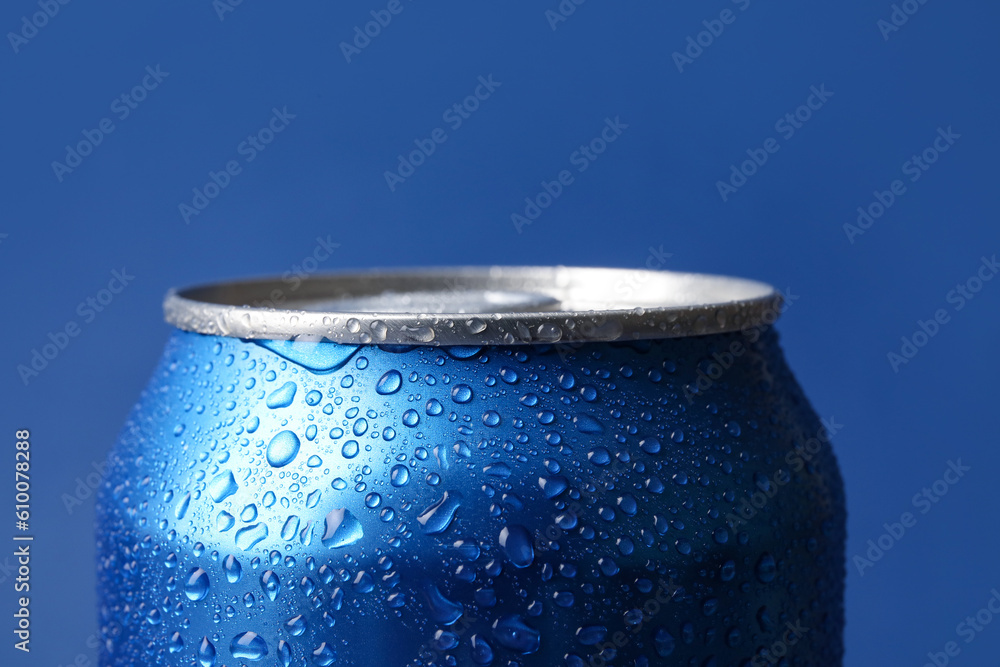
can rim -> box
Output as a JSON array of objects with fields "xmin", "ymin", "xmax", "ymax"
[{"xmin": 162, "ymin": 266, "xmax": 783, "ymax": 345}]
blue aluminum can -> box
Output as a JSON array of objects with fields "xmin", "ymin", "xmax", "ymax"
[{"xmin": 97, "ymin": 267, "xmax": 845, "ymax": 666}]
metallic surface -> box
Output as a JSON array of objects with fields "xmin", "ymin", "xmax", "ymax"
[
  {"xmin": 97, "ymin": 316, "xmax": 845, "ymax": 665},
  {"xmin": 163, "ymin": 266, "xmax": 782, "ymax": 345}
]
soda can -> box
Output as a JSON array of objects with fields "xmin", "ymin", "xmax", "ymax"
[{"xmin": 97, "ymin": 267, "xmax": 845, "ymax": 666}]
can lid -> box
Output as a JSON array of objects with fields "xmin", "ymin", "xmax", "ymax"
[{"xmin": 163, "ymin": 266, "xmax": 782, "ymax": 345}]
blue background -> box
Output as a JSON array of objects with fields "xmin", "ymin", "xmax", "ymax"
[{"xmin": 1, "ymin": 0, "xmax": 997, "ymax": 664}]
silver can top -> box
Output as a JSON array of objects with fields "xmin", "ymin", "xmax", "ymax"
[{"xmin": 163, "ymin": 266, "xmax": 781, "ymax": 345}]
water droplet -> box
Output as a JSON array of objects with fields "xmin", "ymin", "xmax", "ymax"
[
  {"xmin": 312, "ymin": 643, "xmax": 337, "ymax": 666},
  {"xmin": 417, "ymin": 491, "xmax": 463, "ymax": 535},
  {"xmin": 216, "ymin": 511, "xmax": 235, "ymax": 532},
  {"xmin": 322, "ymin": 508, "xmax": 364, "ymax": 548},
  {"xmin": 266, "ymin": 381, "xmax": 297, "ymax": 408},
  {"xmin": 235, "ymin": 523, "xmax": 268, "ymax": 551},
  {"xmin": 401, "ymin": 410, "xmax": 420, "ymax": 427},
  {"xmin": 240, "ymin": 504, "xmax": 258, "ymax": 522},
  {"xmin": 451, "ymin": 384, "xmax": 473, "ymax": 403},
  {"xmin": 260, "ymin": 570, "xmax": 281, "ymax": 601},
  {"xmin": 376, "ymin": 370, "xmax": 403, "ymax": 395},
  {"xmin": 266, "ymin": 431, "xmax": 301, "ymax": 468},
  {"xmin": 341, "ymin": 440, "xmax": 359, "ymax": 458},
  {"xmin": 499, "ymin": 525, "xmax": 534, "ymax": 568},
  {"xmin": 424, "ymin": 583, "xmax": 464, "ymax": 625},
  {"xmin": 640, "ymin": 437, "xmax": 661, "ymax": 454},
  {"xmin": 255, "ymin": 339, "xmax": 358, "ymax": 373},
  {"xmin": 574, "ymin": 414, "xmax": 605, "ymax": 434},
  {"xmin": 305, "ymin": 389, "xmax": 322, "ymax": 406},
  {"xmin": 538, "ymin": 475, "xmax": 568, "ymax": 498},
  {"xmin": 390, "ymin": 464, "xmax": 410, "ymax": 487},
  {"xmin": 286, "ymin": 615, "xmax": 307, "ymax": 636},
  {"xmin": 230, "ymin": 631, "xmax": 268, "ymax": 660},
  {"xmin": 184, "ymin": 567, "xmax": 210, "ymax": 601},
  {"xmin": 482, "ymin": 410, "xmax": 501, "ymax": 427},
  {"xmin": 281, "ymin": 516, "xmax": 300, "ymax": 541},
  {"xmin": 175, "ymin": 492, "xmax": 191, "ymax": 519},
  {"xmin": 208, "ymin": 471, "xmax": 238, "ymax": 503},
  {"xmin": 471, "ymin": 634, "xmax": 494, "ymax": 665},
  {"xmin": 653, "ymin": 628, "xmax": 676, "ymax": 657},
  {"xmin": 492, "ymin": 615, "xmax": 540, "ymax": 654},
  {"xmin": 756, "ymin": 552, "xmax": 777, "ymax": 583},
  {"xmin": 197, "ymin": 637, "xmax": 216, "ymax": 667},
  {"xmin": 223, "ymin": 555, "xmax": 242, "ymax": 583}
]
